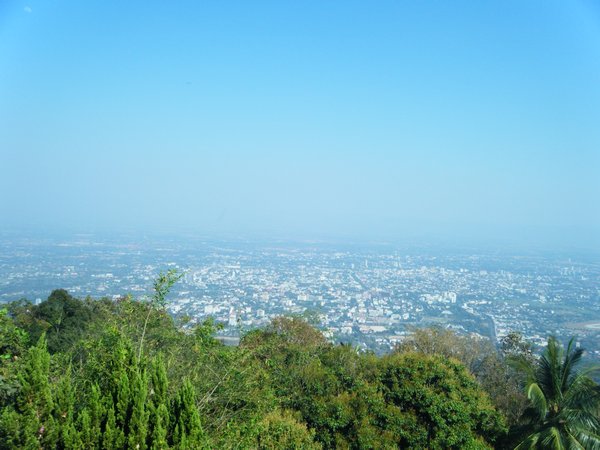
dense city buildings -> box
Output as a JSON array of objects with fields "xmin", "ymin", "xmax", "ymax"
[{"xmin": 1, "ymin": 232, "xmax": 599, "ymax": 357}]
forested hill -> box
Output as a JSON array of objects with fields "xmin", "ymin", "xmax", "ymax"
[{"xmin": 1, "ymin": 281, "xmax": 599, "ymax": 449}]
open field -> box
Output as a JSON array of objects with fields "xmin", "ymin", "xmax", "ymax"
[{"xmin": 567, "ymin": 321, "xmax": 600, "ymax": 331}]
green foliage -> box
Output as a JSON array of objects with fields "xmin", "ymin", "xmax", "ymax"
[
  {"xmin": 255, "ymin": 410, "xmax": 322, "ymax": 449},
  {"xmin": 0, "ymin": 308, "xmax": 27, "ymax": 361},
  {"xmin": 0, "ymin": 336, "xmax": 58, "ymax": 449},
  {"xmin": 138, "ymin": 269, "xmax": 183, "ymax": 361},
  {"xmin": 243, "ymin": 318, "xmax": 507, "ymax": 449},
  {"xmin": 397, "ymin": 327, "xmax": 527, "ymax": 425},
  {"xmin": 14, "ymin": 290, "xmax": 93, "ymax": 354},
  {"xmin": 377, "ymin": 352, "xmax": 507, "ymax": 448},
  {"xmin": 511, "ymin": 336, "xmax": 600, "ymax": 449},
  {"xmin": 193, "ymin": 317, "xmax": 224, "ymax": 348},
  {"xmin": 4, "ymin": 275, "xmax": 591, "ymax": 449},
  {"xmin": 0, "ymin": 308, "xmax": 27, "ymax": 405}
]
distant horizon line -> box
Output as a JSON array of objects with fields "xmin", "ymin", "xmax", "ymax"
[{"xmin": 1, "ymin": 225, "xmax": 598, "ymax": 256}]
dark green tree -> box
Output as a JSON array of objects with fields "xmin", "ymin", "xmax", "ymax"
[
  {"xmin": 31, "ymin": 289, "xmax": 92, "ymax": 353},
  {"xmin": 378, "ymin": 352, "xmax": 507, "ymax": 448},
  {"xmin": 397, "ymin": 327, "xmax": 527, "ymax": 425}
]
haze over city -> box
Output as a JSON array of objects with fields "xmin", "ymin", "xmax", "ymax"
[
  {"xmin": 1, "ymin": 1, "xmax": 599, "ymax": 250},
  {"xmin": 3, "ymin": 4, "xmax": 600, "ymax": 447}
]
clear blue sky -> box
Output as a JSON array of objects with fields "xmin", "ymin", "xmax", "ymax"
[{"xmin": 1, "ymin": 1, "xmax": 599, "ymax": 248}]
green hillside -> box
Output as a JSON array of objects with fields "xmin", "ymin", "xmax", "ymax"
[{"xmin": 1, "ymin": 273, "xmax": 598, "ymax": 449}]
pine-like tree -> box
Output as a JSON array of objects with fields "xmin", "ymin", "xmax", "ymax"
[
  {"xmin": 87, "ymin": 384, "xmax": 104, "ymax": 448},
  {"xmin": 150, "ymin": 403, "xmax": 169, "ymax": 450},
  {"xmin": 54, "ymin": 369, "xmax": 78, "ymax": 449},
  {"xmin": 102, "ymin": 401, "xmax": 125, "ymax": 450},
  {"xmin": 16, "ymin": 335, "xmax": 59, "ymax": 448},
  {"xmin": 116, "ymin": 371, "xmax": 131, "ymax": 432},
  {"xmin": 171, "ymin": 379, "xmax": 205, "ymax": 448},
  {"xmin": 127, "ymin": 368, "xmax": 149, "ymax": 450}
]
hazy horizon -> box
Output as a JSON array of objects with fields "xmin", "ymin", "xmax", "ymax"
[{"xmin": 1, "ymin": 1, "xmax": 599, "ymax": 250}]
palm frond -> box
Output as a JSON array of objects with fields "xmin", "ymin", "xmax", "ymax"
[
  {"xmin": 540, "ymin": 426, "xmax": 566, "ymax": 450},
  {"xmin": 570, "ymin": 428, "xmax": 600, "ymax": 450},
  {"xmin": 527, "ymin": 382, "xmax": 548, "ymax": 421},
  {"xmin": 538, "ymin": 337, "xmax": 562, "ymax": 402},
  {"xmin": 564, "ymin": 375, "xmax": 600, "ymax": 412},
  {"xmin": 510, "ymin": 353, "xmax": 537, "ymax": 382},
  {"xmin": 560, "ymin": 408, "xmax": 600, "ymax": 434},
  {"xmin": 564, "ymin": 430, "xmax": 586, "ymax": 450},
  {"xmin": 561, "ymin": 338, "xmax": 583, "ymax": 394},
  {"xmin": 514, "ymin": 431, "xmax": 540, "ymax": 450},
  {"xmin": 514, "ymin": 335, "xmax": 600, "ymax": 450}
]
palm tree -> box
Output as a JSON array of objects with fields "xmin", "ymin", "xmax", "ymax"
[{"xmin": 512, "ymin": 336, "xmax": 600, "ymax": 449}]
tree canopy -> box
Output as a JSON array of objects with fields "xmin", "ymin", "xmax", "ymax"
[{"xmin": 0, "ymin": 280, "xmax": 598, "ymax": 449}]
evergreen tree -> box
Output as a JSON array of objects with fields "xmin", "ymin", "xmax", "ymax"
[
  {"xmin": 127, "ymin": 368, "xmax": 149, "ymax": 450},
  {"xmin": 87, "ymin": 384, "xmax": 104, "ymax": 449},
  {"xmin": 0, "ymin": 308, "xmax": 27, "ymax": 405},
  {"xmin": 151, "ymin": 356, "xmax": 169, "ymax": 407},
  {"xmin": 116, "ymin": 371, "xmax": 131, "ymax": 433},
  {"xmin": 78, "ymin": 409, "xmax": 94, "ymax": 449},
  {"xmin": 54, "ymin": 369, "xmax": 77, "ymax": 449},
  {"xmin": 171, "ymin": 379, "xmax": 205, "ymax": 448},
  {"xmin": 16, "ymin": 336, "xmax": 59, "ymax": 448},
  {"xmin": 150, "ymin": 403, "xmax": 169, "ymax": 450},
  {"xmin": 102, "ymin": 402, "xmax": 125, "ymax": 450}
]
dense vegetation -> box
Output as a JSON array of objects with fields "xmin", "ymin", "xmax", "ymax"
[{"xmin": 1, "ymin": 272, "xmax": 599, "ymax": 449}]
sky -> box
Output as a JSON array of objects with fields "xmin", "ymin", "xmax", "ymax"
[{"xmin": 1, "ymin": 1, "xmax": 599, "ymax": 249}]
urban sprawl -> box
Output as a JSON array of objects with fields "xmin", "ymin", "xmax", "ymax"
[{"xmin": 1, "ymin": 234, "xmax": 599, "ymax": 358}]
